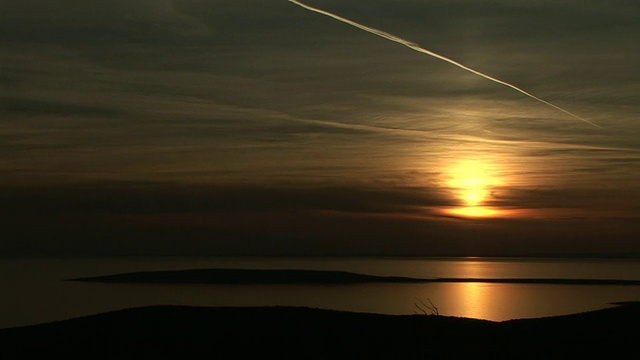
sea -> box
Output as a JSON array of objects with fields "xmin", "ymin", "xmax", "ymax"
[{"xmin": 2, "ymin": 257, "xmax": 640, "ymax": 329}]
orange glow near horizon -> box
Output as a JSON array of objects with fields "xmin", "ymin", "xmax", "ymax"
[{"xmin": 447, "ymin": 206, "xmax": 502, "ymax": 218}]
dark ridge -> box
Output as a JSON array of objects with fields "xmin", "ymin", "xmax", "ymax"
[
  {"xmin": 69, "ymin": 268, "xmax": 640, "ymax": 286},
  {"xmin": 0, "ymin": 303, "xmax": 638, "ymax": 359}
]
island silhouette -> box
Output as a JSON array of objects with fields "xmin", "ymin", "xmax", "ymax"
[{"xmin": 69, "ymin": 268, "xmax": 640, "ymax": 286}]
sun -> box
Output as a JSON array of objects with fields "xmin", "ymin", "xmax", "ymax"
[
  {"xmin": 446, "ymin": 160, "xmax": 502, "ymax": 218},
  {"xmin": 448, "ymin": 160, "xmax": 497, "ymax": 206}
]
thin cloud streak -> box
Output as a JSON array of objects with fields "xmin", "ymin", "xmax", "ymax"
[
  {"xmin": 288, "ymin": 0, "xmax": 601, "ymax": 128},
  {"xmin": 281, "ymin": 112, "xmax": 636, "ymax": 154}
]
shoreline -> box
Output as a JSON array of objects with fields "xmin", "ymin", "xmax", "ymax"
[{"xmin": 70, "ymin": 268, "xmax": 640, "ymax": 286}]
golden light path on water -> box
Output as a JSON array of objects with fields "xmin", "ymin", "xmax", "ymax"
[{"xmin": 447, "ymin": 260, "xmax": 512, "ymax": 320}]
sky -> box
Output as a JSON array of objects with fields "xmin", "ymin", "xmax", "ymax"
[{"xmin": 1, "ymin": 0, "xmax": 639, "ymax": 257}]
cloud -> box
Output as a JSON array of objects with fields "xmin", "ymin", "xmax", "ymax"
[
  {"xmin": 1, "ymin": 96, "xmax": 120, "ymax": 117},
  {"xmin": 0, "ymin": 1, "xmax": 638, "ymax": 256},
  {"xmin": 2, "ymin": 182, "xmax": 640, "ymax": 257},
  {"xmin": 0, "ymin": 183, "xmax": 448, "ymax": 216},
  {"xmin": 0, "ymin": 0, "xmax": 212, "ymax": 42},
  {"xmin": 290, "ymin": 1, "xmax": 600, "ymax": 128}
]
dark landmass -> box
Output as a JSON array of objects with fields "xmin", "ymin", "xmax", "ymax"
[
  {"xmin": 69, "ymin": 268, "xmax": 427, "ymax": 284},
  {"xmin": 1, "ymin": 302, "xmax": 639, "ymax": 359},
  {"xmin": 69, "ymin": 268, "xmax": 640, "ymax": 286}
]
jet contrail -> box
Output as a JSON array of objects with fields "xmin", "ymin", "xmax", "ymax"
[{"xmin": 288, "ymin": 0, "xmax": 601, "ymax": 128}]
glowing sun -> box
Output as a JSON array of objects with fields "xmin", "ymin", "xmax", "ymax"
[{"xmin": 445, "ymin": 160, "xmax": 503, "ymax": 218}]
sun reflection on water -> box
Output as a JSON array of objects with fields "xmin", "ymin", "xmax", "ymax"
[{"xmin": 448, "ymin": 260, "xmax": 503, "ymax": 320}]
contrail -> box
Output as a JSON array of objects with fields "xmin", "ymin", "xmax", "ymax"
[{"xmin": 288, "ymin": 0, "xmax": 601, "ymax": 128}]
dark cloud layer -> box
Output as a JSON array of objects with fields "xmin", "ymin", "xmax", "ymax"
[{"xmin": 2, "ymin": 183, "xmax": 640, "ymax": 257}]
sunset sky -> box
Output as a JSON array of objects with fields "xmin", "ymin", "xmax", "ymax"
[{"xmin": 2, "ymin": 0, "xmax": 639, "ymax": 257}]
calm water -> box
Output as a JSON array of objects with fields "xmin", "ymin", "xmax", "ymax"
[{"xmin": 2, "ymin": 257, "xmax": 640, "ymax": 329}]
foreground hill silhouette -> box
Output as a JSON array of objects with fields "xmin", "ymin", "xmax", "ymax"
[{"xmin": 1, "ymin": 302, "xmax": 638, "ymax": 359}]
